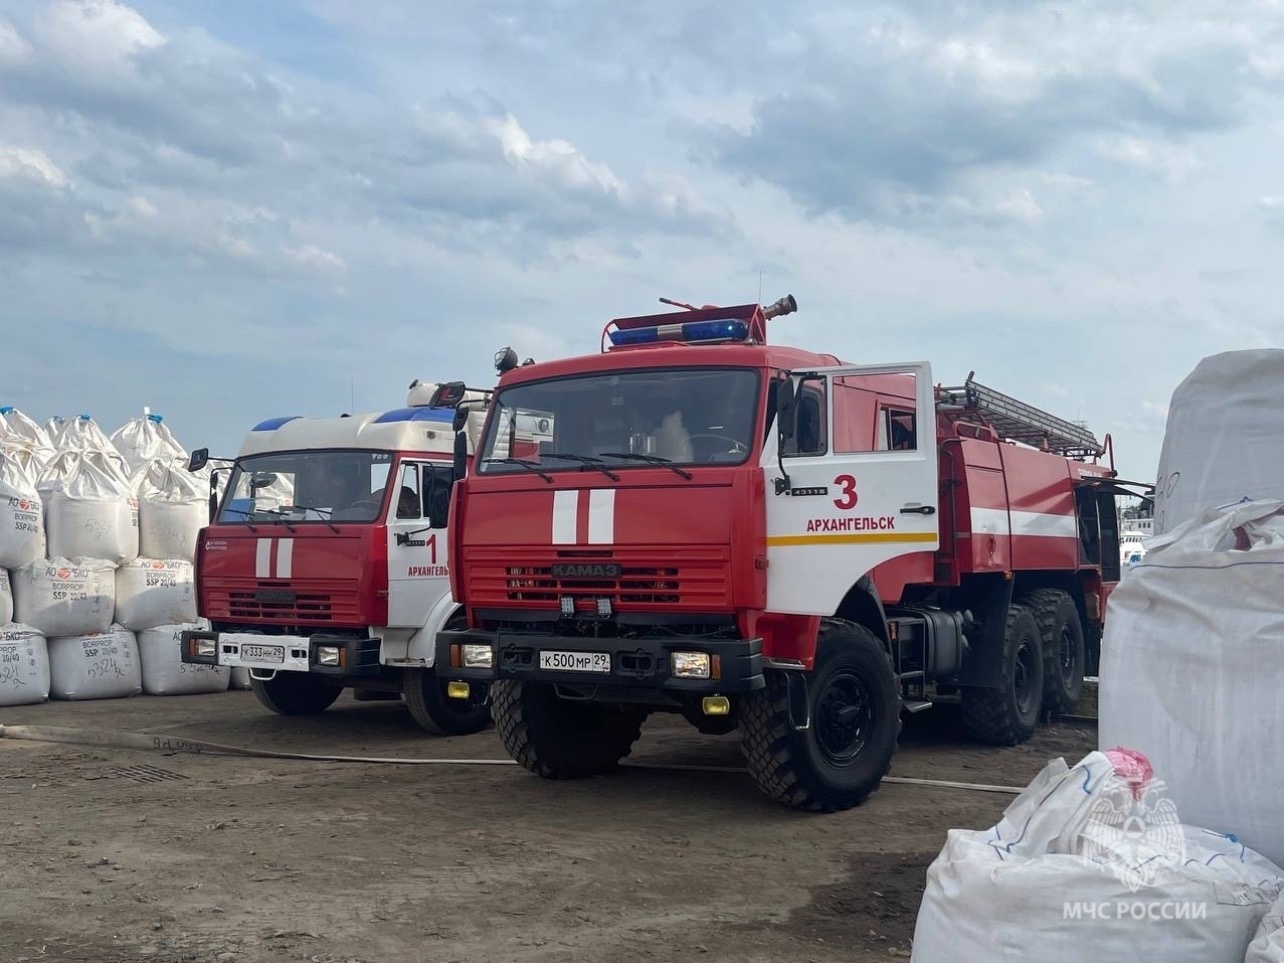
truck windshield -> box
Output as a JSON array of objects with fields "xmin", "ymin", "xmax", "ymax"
[
  {"xmin": 478, "ymin": 368, "xmax": 760, "ymax": 474},
  {"xmin": 217, "ymin": 450, "xmax": 396, "ymax": 524}
]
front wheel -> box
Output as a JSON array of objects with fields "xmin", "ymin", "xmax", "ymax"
[
  {"xmin": 250, "ymin": 672, "xmax": 344, "ymax": 716},
  {"xmin": 491, "ymin": 680, "xmax": 647, "ymax": 778},
  {"xmin": 741, "ymin": 620, "xmax": 900, "ymax": 813},
  {"xmin": 402, "ymin": 668, "xmax": 492, "ymax": 736}
]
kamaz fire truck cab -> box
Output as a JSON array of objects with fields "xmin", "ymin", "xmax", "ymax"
[
  {"xmin": 437, "ymin": 297, "xmax": 1129, "ymax": 811},
  {"xmin": 179, "ymin": 374, "xmax": 541, "ymax": 735}
]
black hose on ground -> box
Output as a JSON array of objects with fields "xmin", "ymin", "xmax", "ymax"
[{"xmin": 0, "ymin": 724, "xmax": 1022, "ymax": 794}]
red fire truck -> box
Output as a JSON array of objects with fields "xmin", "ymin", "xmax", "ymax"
[
  {"xmin": 178, "ymin": 372, "xmax": 545, "ymax": 734},
  {"xmin": 435, "ymin": 297, "xmax": 1130, "ymax": 811}
]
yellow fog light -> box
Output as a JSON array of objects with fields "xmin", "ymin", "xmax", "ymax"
[
  {"xmin": 447, "ymin": 681, "xmax": 471, "ymax": 700},
  {"xmin": 702, "ymin": 695, "xmax": 731, "ymax": 716}
]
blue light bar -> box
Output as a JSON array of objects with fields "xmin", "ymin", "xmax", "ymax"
[
  {"xmin": 372, "ymin": 407, "xmax": 455, "ymax": 424},
  {"xmin": 608, "ymin": 318, "xmax": 751, "ymax": 347},
  {"xmin": 252, "ymin": 416, "xmax": 302, "ymax": 431}
]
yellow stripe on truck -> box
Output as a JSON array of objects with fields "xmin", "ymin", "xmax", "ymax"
[{"xmin": 765, "ymin": 532, "xmax": 939, "ymax": 547}]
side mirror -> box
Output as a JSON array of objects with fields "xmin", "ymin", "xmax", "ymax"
[
  {"xmin": 427, "ymin": 472, "xmax": 451, "ymax": 530},
  {"xmin": 189, "ymin": 448, "xmax": 210, "ymax": 472},
  {"xmin": 249, "ymin": 472, "xmax": 278, "ymax": 491},
  {"xmin": 776, "ymin": 377, "xmax": 796, "ymax": 441},
  {"xmin": 452, "ymin": 404, "xmax": 469, "ymax": 433}
]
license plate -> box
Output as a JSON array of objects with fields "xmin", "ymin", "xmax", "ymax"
[
  {"xmin": 539, "ymin": 650, "xmax": 610, "ymax": 673},
  {"xmin": 240, "ymin": 643, "xmax": 285, "ymax": 664}
]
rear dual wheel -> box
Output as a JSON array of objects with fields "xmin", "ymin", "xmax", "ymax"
[{"xmin": 961, "ymin": 604, "xmax": 1044, "ymax": 745}]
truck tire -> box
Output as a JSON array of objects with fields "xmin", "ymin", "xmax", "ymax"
[
  {"xmin": 491, "ymin": 680, "xmax": 647, "ymax": 779},
  {"xmin": 960, "ymin": 603, "xmax": 1044, "ymax": 745},
  {"xmin": 250, "ymin": 672, "xmax": 344, "ymax": 716},
  {"xmin": 402, "ymin": 668, "xmax": 492, "ymax": 736},
  {"xmin": 1021, "ymin": 588, "xmax": 1085, "ymax": 716},
  {"xmin": 740, "ymin": 620, "xmax": 899, "ymax": 813}
]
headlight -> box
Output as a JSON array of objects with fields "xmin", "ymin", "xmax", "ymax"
[
  {"xmin": 196, "ymin": 638, "xmax": 217, "ymax": 658},
  {"xmin": 671, "ymin": 652, "xmax": 711, "ymax": 679},
  {"xmin": 462, "ymin": 644, "xmax": 494, "ymax": 669},
  {"xmin": 317, "ymin": 645, "xmax": 341, "ymax": 666}
]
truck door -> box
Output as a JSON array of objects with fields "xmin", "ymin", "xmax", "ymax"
[
  {"xmin": 761, "ymin": 362, "xmax": 940, "ymax": 616},
  {"xmin": 386, "ymin": 461, "xmax": 452, "ymax": 628}
]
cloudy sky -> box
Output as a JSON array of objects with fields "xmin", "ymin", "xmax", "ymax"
[{"xmin": 2, "ymin": 0, "xmax": 1282, "ymax": 482}]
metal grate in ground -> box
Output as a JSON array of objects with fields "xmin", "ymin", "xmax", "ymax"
[{"xmin": 108, "ymin": 765, "xmax": 189, "ymax": 784}]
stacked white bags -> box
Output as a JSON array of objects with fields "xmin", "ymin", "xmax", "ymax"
[
  {"xmin": 0, "ymin": 408, "xmax": 226, "ymax": 702},
  {"xmin": 911, "ymin": 748, "xmax": 1284, "ymax": 962},
  {"xmin": 0, "ymin": 623, "xmax": 50, "ymax": 707}
]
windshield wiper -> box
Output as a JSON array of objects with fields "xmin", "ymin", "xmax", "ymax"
[
  {"xmin": 484, "ymin": 457, "xmax": 554, "ymax": 483},
  {"xmin": 258, "ymin": 509, "xmax": 298, "ymax": 532},
  {"xmin": 597, "ymin": 452, "xmax": 694, "ymax": 480},
  {"xmin": 276, "ymin": 505, "xmax": 340, "ymax": 534},
  {"xmin": 541, "ymin": 453, "xmax": 621, "ymax": 481}
]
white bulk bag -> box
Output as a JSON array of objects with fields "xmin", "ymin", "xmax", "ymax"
[
  {"xmin": 1099, "ymin": 498, "xmax": 1284, "ymax": 868},
  {"xmin": 11, "ymin": 558, "xmax": 116, "ymax": 637},
  {"xmin": 114, "ymin": 558, "xmax": 196, "ymax": 631},
  {"xmin": 136, "ymin": 460, "xmax": 207, "ymax": 562},
  {"xmin": 911, "ymin": 750, "xmax": 1284, "ymax": 963},
  {"xmin": 0, "ymin": 450, "xmax": 44, "ymax": 569},
  {"xmin": 0, "ymin": 623, "xmax": 51, "ymax": 707},
  {"xmin": 40, "ymin": 451, "xmax": 139, "ymax": 564},
  {"xmin": 1247, "ymin": 893, "xmax": 1284, "ymax": 963},
  {"xmin": 0, "ymin": 570, "xmax": 11, "ymax": 625},
  {"xmin": 1, "ymin": 407, "xmax": 53, "ymax": 451},
  {"xmin": 1153, "ymin": 349, "xmax": 1284, "ymax": 536},
  {"xmin": 138, "ymin": 620, "xmax": 230, "ymax": 695},
  {"xmin": 48, "ymin": 625, "xmax": 141, "ymax": 700},
  {"xmin": 229, "ymin": 666, "xmax": 252, "ymax": 690},
  {"xmin": 111, "ymin": 414, "xmax": 187, "ymax": 476}
]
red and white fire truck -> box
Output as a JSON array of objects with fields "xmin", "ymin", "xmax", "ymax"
[
  {"xmin": 178, "ymin": 371, "xmax": 544, "ymax": 734},
  {"xmin": 435, "ymin": 297, "xmax": 1132, "ymax": 810}
]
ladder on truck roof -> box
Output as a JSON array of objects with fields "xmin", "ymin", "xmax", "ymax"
[{"xmin": 936, "ymin": 372, "xmax": 1104, "ymax": 459}]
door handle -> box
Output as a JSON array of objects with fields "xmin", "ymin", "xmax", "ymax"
[{"xmin": 900, "ymin": 505, "xmax": 936, "ymax": 515}]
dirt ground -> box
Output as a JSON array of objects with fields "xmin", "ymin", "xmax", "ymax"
[{"xmin": 0, "ymin": 690, "xmax": 1096, "ymax": 963}]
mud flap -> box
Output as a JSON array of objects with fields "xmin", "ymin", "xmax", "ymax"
[
  {"xmin": 946, "ymin": 574, "xmax": 1014, "ymax": 689},
  {"xmin": 785, "ymin": 671, "xmax": 810, "ymax": 731}
]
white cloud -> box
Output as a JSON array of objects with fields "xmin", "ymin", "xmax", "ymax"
[
  {"xmin": 1093, "ymin": 135, "xmax": 1201, "ymax": 182},
  {"xmin": 33, "ymin": 0, "xmax": 164, "ymax": 70},
  {"xmin": 0, "ymin": 146, "xmax": 69, "ymax": 188},
  {"xmin": 286, "ymin": 244, "xmax": 345, "ymax": 273}
]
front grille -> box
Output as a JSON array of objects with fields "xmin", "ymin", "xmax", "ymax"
[
  {"xmin": 505, "ymin": 566, "xmax": 681, "ymax": 604},
  {"xmin": 204, "ymin": 580, "xmax": 361, "ymax": 625},
  {"xmin": 467, "ymin": 547, "xmax": 732, "ymax": 610}
]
